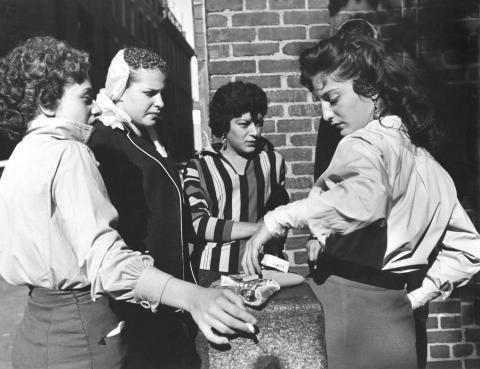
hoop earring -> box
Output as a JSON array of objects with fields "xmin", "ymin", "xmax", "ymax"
[
  {"xmin": 221, "ymin": 134, "xmax": 227, "ymax": 150},
  {"xmin": 373, "ymin": 99, "xmax": 380, "ymax": 120}
]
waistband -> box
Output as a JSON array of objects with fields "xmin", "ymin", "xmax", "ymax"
[
  {"xmin": 28, "ymin": 285, "xmax": 93, "ymax": 304},
  {"xmin": 313, "ymin": 256, "xmax": 408, "ymax": 290}
]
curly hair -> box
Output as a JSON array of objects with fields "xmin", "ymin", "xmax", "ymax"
[
  {"xmin": 209, "ymin": 81, "xmax": 268, "ymax": 138},
  {"xmin": 124, "ymin": 47, "xmax": 167, "ymax": 88},
  {"xmin": 299, "ymin": 34, "xmax": 441, "ymax": 153},
  {"xmin": 0, "ymin": 36, "xmax": 90, "ymax": 141}
]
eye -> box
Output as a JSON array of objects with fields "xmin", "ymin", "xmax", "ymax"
[
  {"xmin": 255, "ymin": 119, "xmax": 264, "ymax": 127},
  {"xmin": 82, "ymin": 95, "xmax": 93, "ymax": 104}
]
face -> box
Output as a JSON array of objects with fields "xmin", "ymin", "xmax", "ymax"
[
  {"xmin": 116, "ymin": 68, "xmax": 165, "ymax": 127},
  {"xmin": 54, "ymin": 79, "xmax": 100, "ymax": 125},
  {"xmin": 225, "ymin": 112, "xmax": 264, "ymax": 155},
  {"xmin": 312, "ymin": 73, "xmax": 375, "ymax": 136}
]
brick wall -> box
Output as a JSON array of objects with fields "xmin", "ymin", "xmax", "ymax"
[{"xmin": 193, "ymin": 0, "xmax": 480, "ymax": 367}]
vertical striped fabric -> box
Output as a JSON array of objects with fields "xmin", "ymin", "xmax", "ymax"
[{"xmin": 183, "ymin": 150, "xmax": 287, "ymax": 273}]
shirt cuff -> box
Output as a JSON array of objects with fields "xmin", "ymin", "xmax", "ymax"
[
  {"xmin": 407, "ymin": 276, "xmax": 444, "ymax": 309},
  {"xmin": 133, "ymin": 267, "xmax": 173, "ymax": 312}
]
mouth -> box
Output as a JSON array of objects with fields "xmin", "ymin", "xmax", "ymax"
[{"xmin": 331, "ymin": 122, "xmax": 345, "ymax": 129}]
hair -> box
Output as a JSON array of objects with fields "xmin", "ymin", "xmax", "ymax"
[
  {"xmin": 123, "ymin": 47, "xmax": 167, "ymax": 88},
  {"xmin": 299, "ymin": 34, "xmax": 441, "ymax": 153},
  {"xmin": 337, "ymin": 18, "xmax": 380, "ymax": 40},
  {"xmin": 0, "ymin": 36, "xmax": 90, "ymax": 141},
  {"xmin": 209, "ymin": 81, "xmax": 268, "ymax": 138}
]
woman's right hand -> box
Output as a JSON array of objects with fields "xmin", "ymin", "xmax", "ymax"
[{"xmin": 187, "ymin": 286, "xmax": 257, "ymax": 345}]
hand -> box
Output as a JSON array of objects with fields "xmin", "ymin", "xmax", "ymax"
[
  {"xmin": 242, "ymin": 223, "xmax": 273, "ymax": 275},
  {"xmin": 188, "ymin": 286, "xmax": 257, "ymax": 345},
  {"xmin": 305, "ymin": 239, "xmax": 322, "ymax": 261}
]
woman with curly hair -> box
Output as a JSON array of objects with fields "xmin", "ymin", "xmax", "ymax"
[
  {"xmin": 183, "ymin": 81, "xmax": 289, "ymax": 287},
  {"xmin": 242, "ymin": 34, "xmax": 480, "ymax": 369},
  {"xmin": 0, "ymin": 37, "xmax": 255, "ymax": 369}
]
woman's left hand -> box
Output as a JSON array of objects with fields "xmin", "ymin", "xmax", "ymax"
[{"xmin": 242, "ymin": 223, "xmax": 274, "ymax": 275}]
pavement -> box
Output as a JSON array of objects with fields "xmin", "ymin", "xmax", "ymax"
[{"xmin": 0, "ymin": 278, "xmax": 27, "ymax": 369}]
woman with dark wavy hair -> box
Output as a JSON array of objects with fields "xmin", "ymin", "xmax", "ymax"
[
  {"xmin": 0, "ymin": 37, "xmax": 256, "ymax": 369},
  {"xmin": 243, "ymin": 34, "xmax": 480, "ymax": 369}
]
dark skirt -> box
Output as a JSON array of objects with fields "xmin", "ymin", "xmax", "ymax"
[
  {"xmin": 12, "ymin": 286, "xmax": 126, "ymax": 369},
  {"xmin": 307, "ymin": 276, "xmax": 417, "ymax": 369}
]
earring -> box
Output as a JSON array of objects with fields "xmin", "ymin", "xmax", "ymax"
[
  {"xmin": 221, "ymin": 134, "xmax": 227, "ymax": 150},
  {"xmin": 373, "ymin": 99, "xmax": 380, "ymax": 120}
]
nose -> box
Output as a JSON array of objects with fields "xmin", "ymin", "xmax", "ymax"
[
  {"xmin": 153, "ymin": 93, "xmax": 164, "ymax": 109},
  {"xmin": 320, "ymin": 100, "xmax": 334, "ymax": 122},
  {"xmin": 248, "ymin": 122, "xmax": 259, "ymax": 137},
  {"xmin": 91, "ymin": 100, "xmax": 102, "ymax": 118}
]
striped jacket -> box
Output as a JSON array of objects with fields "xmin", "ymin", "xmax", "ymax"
[{"xmin": 183, "ymin": 148, "xmax": 289, "ymax": 273}]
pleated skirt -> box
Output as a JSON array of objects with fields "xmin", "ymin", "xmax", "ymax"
[{"xmin": 12, "ymin": 286, "xmax": 126, "ymax": 369}]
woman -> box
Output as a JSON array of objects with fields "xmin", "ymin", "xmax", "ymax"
[
  {"xmin": 89, "ymin": 48, "xmax": 257, "ymax": 368},
  {"xmin": 0, "ymin": 37, "xmax": 255, "ymax": 369},
  {"xmin": 183, "ymin": 81, "xmax": 289, "ymax": 287},
  {"xmin": 242, "ymin": 34, "xmax": 480, "ymax": 369}
]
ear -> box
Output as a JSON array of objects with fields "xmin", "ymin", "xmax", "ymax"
[
  {"xmin": 371, "ymin": 93, "xmax": 379, "ymax": 102},
  {"xmin": 38, "ymin": 103, "xmax": 56, "ymax": 117}
]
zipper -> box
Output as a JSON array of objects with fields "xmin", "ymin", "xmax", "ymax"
[{"xmin": 126, "ymin": 132, "xmax": 195, "ymax": 283}]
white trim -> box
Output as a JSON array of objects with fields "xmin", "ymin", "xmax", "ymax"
[{"xmin": 0, "ymin": 160, "xmax": 7, "ymax": 168}]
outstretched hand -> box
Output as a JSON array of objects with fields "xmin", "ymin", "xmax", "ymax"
[
  {"xmin": 241, "ymin": 222, "xmax": 274, "ymax": 275},
  {"xmin": 188, "ymin": 286, "xmax": 257, "ymax": 345}
]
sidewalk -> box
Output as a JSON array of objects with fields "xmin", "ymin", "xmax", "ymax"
[{"xmin": 0, "ymin": 278, "xmax": 27, "ymax": 369}]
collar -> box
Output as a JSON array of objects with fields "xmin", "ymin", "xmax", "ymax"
[
  {"xmin": 26, "ymin": 116, "xmax": 94, "ymax": 143},
  {"xmin": 365, "ymin": 115, "xmax": 403, "ymax": 130}
]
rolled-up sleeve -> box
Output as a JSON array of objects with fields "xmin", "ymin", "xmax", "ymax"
[
  {"xmin": 265, "ymin": 137, "xmax": 392, "ymax": 243},
  {"xmin": 52, "ymin": 142, "xmax": 159, "ymax": 303}
]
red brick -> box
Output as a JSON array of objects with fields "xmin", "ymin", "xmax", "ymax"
[
  {"xmin": 308, "ymin": 0, "xmax": 329, "ymax": 8},
  {"xmin": 278, "ymin": 148, "xmax": 312, "ymax": 162},
  {"xmin": 246, "ymin": 0, "xmax": 267, "ymax": 10},
  {"xmin": 232, "ymin": 12, "xmax": 280, "ymax": 26},
  {"xmin": 277, "ymin": 119, "xmax": 312, "ymax": 133},
  {"xmin": 210, "ymin": 60, "xmax": 256, "ymax": 75},
  {"xmin": 429, "ymin": 345, "xmax": 450, "ymax": 359},
  {"xmin": 462, "ymin": 304, "xmax": 475, "ymax": 325},
  {"xmin": 258, "ymin": 26, "xmax": 306, "ymax": 41},
  {"xmin": 285, "ymin": 236, "xmax": 309, "ymax": 250},
  {"xmin": 283, "ymin": 41, "xmax": 318, "ymax": 56},
  {"xmin": 284, "ymin": 10, "xmax": 329, "ymax": 25},
  {"xmin": 208, "ymin": 44, "xmax": 230, "ymax": 59},
  {"xmin": 290, "ymin": 191, "xmax": 309, "ymax": 201},
  {"xmin": 429, "ymin": 300, "xmax": 461, "ymax": 314},
  {"xmin": 207, "ymin": 14, "xmax": 228, "ymax": 28},
  {"xmin": 453, "ymin": 343, "xmax": 474, "ymax": 357},
  {"xmin": 466, "ymin": 359, "xmax": 480, "ymax": 369},
  {"xmin": 269, "ymin": 0, "xmax": 306, "ymax": 10},
  {"xmin": 465, "ymin": 328, "xmax": 480, "ymax": 341},
  {"xmin": 236, "ymin": 75, "xmax": 282, "ymax": 88},
  {"xmin": 309, "ymin": 25, "xmax": 331, "ymax": 40},
  {"xmin": 210, "ymin": 75, "xmax": 232, "ymax": 90},
  {"xmin": 206, "ymin": 0, "xmax": 242, "ymax": 12},
  {"xmin": 207, "ymin": 28, "xmax": 255, "ymax": 43},
  {"xmin": 286, "ymin": 176, "xmax": 313, "ymax": 189},
  {"xmin": 292, "ymin": 162, "xmax": 314, "ymax": 175},
  {"xmin": 288, "ymin": 103, "xmax": 322, "ymax": 117},
  {"xmin": 233, "ymin": 43, "xmax": 279, "ymax": 57},
  {"xmin": 460, "ymin": 283, "xmax": 475, "ymax": 303},
  {"xmin": 426, "ymin": 360, "xmax": 462, "ymax": 369},
  {"xmin": 266, "ymin": 90, "xmax": 308, "ymax": 103},
  {"xmin": 427, "ymin": 316, "xmax": 439, "ymax": 329},
  {"xmin": 289, "ymin": 265, "xmax": 309, "ymax": 276},
  {"xmin": 259, "ymin": 60, "xmax": 299, "ymax": 73},
  {"xmin": 262, "ymin": 119, "xmax": 276, "ymax": 133},
  {"xmin": 291, "ymin": 133, "xmax": 317, "ymax": 146},
  {"xmin": 440, "ymin": 316, "xmax": 461, "ymax": 329},
  {"xmin": 313, "ymin": 118, "xmax": 321, "ymax": 130},
  {"xmin": 287, "ymin": 74, "xmax": 303, "ymax": 88},
  {"xmin": 262, "ymin": 133, "xmax": 286, "ymax": 147},
  {"xmin": 266, "ymin": 105, "xmax": 284, "ymax": 118},
  {"xmin": 427, "ymin": 330, "xmax": 463, "ymax": 343},
  {"xmin": 294, "ymin": 250, "xmax": 308, "ymax": 264}
]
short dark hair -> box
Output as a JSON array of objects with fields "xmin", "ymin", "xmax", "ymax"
[
  {"xmin": 299, "ymin": 34, "xmax": 440, "ymax": 152},
  {"xmin": 209, "ymin": 81, "xmax": 268, "ymax": 138},
  {"xmin": 123, "ymin": 47, "xmax": 167, "ymax": 88},
  {"xmin": 337, "ymin": 19, "xmax": 380, "ymax": 40},
  {"xmin": 0, "ymin": 36, "xmax": 90, "ymax": 140}
]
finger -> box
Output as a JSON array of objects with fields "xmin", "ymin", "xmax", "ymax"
[
  {"xmin": 252, "ymin": 246, "xmax": 262, "ymax": 274},
  {"xmin": 221, "ymin": 291, "xmax": 257, "ymax": 325},
  {"xmin": 198, "ymin": 322, "xmax": 229, "ymax": 345},
  {"xmin": 205, "ymin": 313, "xmax": 236, "ymax": 335},
  {"xmin": 222, "ymin": 289, "xmax": 246, "ymax": 310}
]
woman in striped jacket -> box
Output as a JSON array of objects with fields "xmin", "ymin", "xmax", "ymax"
[{"xmin": 183, "ymin": 81, "xmax": 289, "ymax": 286}]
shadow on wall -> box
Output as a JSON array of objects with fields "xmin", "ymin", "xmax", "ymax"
[{"xmin": 327, "ymin": 0, "xmax": 479, "ymax": 213}]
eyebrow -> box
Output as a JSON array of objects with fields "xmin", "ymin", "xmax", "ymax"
[
  {"xmin": 315, "ymin": 88, "xmax": 339, "ymax": 100},
  {"xmin": 81, "ymin": 87, "xmax": 93, "ymax": 95}
]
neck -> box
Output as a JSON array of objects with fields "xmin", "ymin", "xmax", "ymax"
[{"xmin": 221, "ymin": 146, "xmax": 249, "ymax": 174}]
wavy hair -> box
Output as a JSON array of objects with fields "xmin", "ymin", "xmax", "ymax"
[
  {"xmin": 0, "ymin": 36, "xmax": 90, "ymax": 141},
  {"xmin": 209, "ymin": 81, "xmax": 268, "ymax": 138},
  {"xmin": 300, "ymin": 34, "xmax": 441, "ymax": 153},
  {"xmin": 123, "ymin": 47, "xmax": 167, "ymax": 88}
]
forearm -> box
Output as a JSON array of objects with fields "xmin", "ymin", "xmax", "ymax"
[{"xmin": 230, "ymin": 221, "xmax": 260, "ymax": 240}]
